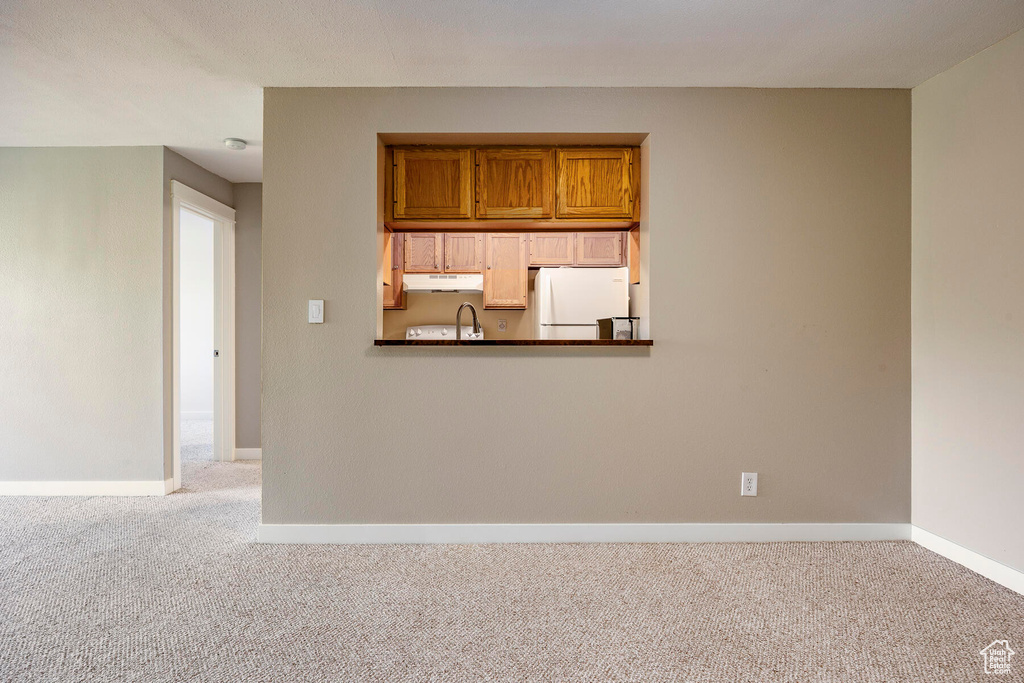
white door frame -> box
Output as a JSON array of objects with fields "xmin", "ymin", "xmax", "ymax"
[{"xmin": 171, "ymin": 180, "xmax": 236, "ymax": 491}]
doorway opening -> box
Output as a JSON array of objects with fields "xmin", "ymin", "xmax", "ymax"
[
  {"xmin": 171, "ymin": 181, "xmax": 236, "ymax": 490},
  {"xmin": 180, "ymin": 209, "xmax": 216, "ymax": 461}
]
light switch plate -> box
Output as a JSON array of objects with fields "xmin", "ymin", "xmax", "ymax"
[{"xmin": 308, "ymin": 300, "xmax": 324, "ymax": 324}]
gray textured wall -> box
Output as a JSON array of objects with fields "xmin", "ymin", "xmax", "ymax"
[
  {"xmin": 262, "ymin": 87, "xmax": 911, "ymax": 525},
  {"xmin": 912, "ymin": 29, "xmax": 1024, "ymax": 572},
  {"xmin": 1, "ymin": 147, "xmax": 258, "ymax": 483},
  {"xmin": 0, "ymin": 147, "xmax": 166, "ymax": 481},
  {"xmin": 233, "ymin": 183, "xmax": 262, "ymax": 448}
]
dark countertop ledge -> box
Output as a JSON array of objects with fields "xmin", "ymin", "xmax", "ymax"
[{"xmin": 374, "ymin": 339, "xmax": 653, "ymax": 346}]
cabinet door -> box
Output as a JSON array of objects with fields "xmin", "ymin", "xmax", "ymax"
[
  {"xmin": 393, "ymin": 149, "xmax": 473, "ymax": 219},
  {"xmin": 483, "ymin": 233, "xmax": 528, "ymax": 309},
  {"xmin": 556, "ymin": 148, "xmax": 634, "ymax": 219},
  {"xmin": 444, "ymin": 233, "xmax": 483, "ymax": 273},
  {"xmin": 383, "ymin": 232, "xmax": 405, "ymax": 309},
  {"xmin": 529, "ymin": 232, "xmax": 575, "ymax": 266},
  {"xmin": 576, "ymin": 232, "xmax": 625, "ymax": 266},
  {"xmin": 628, "ymin": 226, "xmax": 641, "ymax": 284},
  {"xmin": 404, "ymin": 232, "xmax": 443, "ymax": 273},
  {"xmin": 476, "ymin": 149, "xmax": 554, "ymax": 219}
]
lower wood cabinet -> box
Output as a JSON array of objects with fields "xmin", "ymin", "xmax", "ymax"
[
  {"xmin": 529, "ymin": 232, "xmax": 575, "ymax": 266},
  {"xmin": 386, "ymin": 229, "xmax": 633, "ymax": 311},
  {"xmin": 444, "ymin": 233, "xmax": 483, "ymax": 273},
  {"xmin": 483, "ymin": 233, "xmax": 528, "ymax": 309},
  {"xmin": 383, "ymin": 231, "xmax": 405, "ymax": 309},
  {"xmin": 576, "ymin": 232, "xmax": 624, "ymax": 266},
  {"xmin": 404, "ymin": 232, "xmax": 443, "ymax": 273},
  {"xmin": 528, "ymin": 231, "xmax": 626, "ymax": 267},
  {"xmin": 628, "ymin": 226, "xmax": 640, "ymax": 284}
]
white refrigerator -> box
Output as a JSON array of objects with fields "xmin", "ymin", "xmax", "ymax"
[{"xmin": 534, "ymin": 267, "xmax": 631, "ymax": 340}]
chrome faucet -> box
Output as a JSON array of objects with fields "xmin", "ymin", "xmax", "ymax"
[{"xmin": 455, "ymin": 302, "xmax": 482, "ymax": 340}]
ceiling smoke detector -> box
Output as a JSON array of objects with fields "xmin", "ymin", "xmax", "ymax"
[{"xmin": 224, "ymin": 138, "xmax": 247, "ymax": 151}]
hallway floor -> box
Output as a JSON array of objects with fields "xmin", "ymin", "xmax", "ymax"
[
  {"xmin": 1, "ymin": 461, "xmax": 1022, "ymax": 682},
  {"xmin": 180, "ymin": 419, "xmax": 214, "ymax": 461}
]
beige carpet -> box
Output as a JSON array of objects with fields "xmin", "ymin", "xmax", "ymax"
[
  {"xmin": 180, "ymin": 419, "xmax": 214, "ymax": 461},
  {"xmin": 1, "ymin": 462, "xmax": 1022, "ymax": 682}
]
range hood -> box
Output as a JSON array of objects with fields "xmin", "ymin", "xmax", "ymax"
[{"xmin": 403, "ymin": 273, "xmax": 484, "ymax": 293}]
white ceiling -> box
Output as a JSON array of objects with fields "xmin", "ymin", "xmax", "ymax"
[{"xmin": 3, "ymin": 0, "xmax": 1023, "ymax": 183}]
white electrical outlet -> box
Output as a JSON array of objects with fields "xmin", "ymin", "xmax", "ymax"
[
  {"xmin": 741, "ymin": 472, "xmax": 758, "ymax": 496},
  {"xmin": 497, "ymin": 319, "xmax": 507, "ymax": 332}
]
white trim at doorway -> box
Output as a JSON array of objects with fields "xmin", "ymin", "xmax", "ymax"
[
  {"xmin": 0, "ymin": 479, "xmax": 174, "ymax": 496},
  {"xmin": 171, "ymin": 181, "xmax": 236, "ymax": 492}
]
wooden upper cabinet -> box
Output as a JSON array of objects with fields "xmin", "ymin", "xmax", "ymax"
[
  {"xmin": 444, "ymin": 233, "xmax": 483, "ymax": 273},
  {"xmin": 529, "ymin": 232, "xmax": 575, "ymax": 266},
  {"xmin": 483, "ymin": 233, "xmax": 528, "ymax": 309},
  {"xmin": 404, "ymin": 232, "xmax": 443, "ymax": 273},
  {"xmin": 393, "ymin": 149, "xmax": 473, "ymax": 219},
  {"xmin": 576, "ymin": 232, "xmax": 624, "ymax": 266},
  {"xmin": 387, "ymin": 145, "xmax": 639, "ymax": 225},
  {"xmin": 476, "ymin": 149, "xmax": 554, "ymax": 219},
  {"xmin": 556, "ymin": 148, "xmax": 635, "ymax": 219}
]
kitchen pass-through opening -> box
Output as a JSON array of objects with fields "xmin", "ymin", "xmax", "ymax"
[{"xmin": 375, "ymin": 133, "xmax": 650, "ymax": 345}]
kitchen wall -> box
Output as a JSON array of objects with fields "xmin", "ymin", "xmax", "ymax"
[
  {"xmin": 263, "ymin": 87, "xmax": 911, "ymax": 525},
  {"xmin": 0, "ymin": 147, "xmax": 167, "ymax": 482},
  {"xmin": 383, "ymin": 271, "xmax": 536, "ymax": 340},
  {"xmin": 912, "ymin": 28, "xmax": 1024, "ymax": 572},
  {"xmin": 234, "ymin": 183, "xmax": 263, "ymax": 449}
]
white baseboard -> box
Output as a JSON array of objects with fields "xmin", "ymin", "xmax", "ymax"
[
  {"xmin": 182, "ymin": 411, "xmax": 213, "ymax": 421},
  {"xmin": 0, "ymin": 479, "xmax": 174, "ymax": 496},
  {"xmin": 912, "ymin": 526, "xmax": 1024, "ymax": 596},
  {"xmin": 234, "ymin": 448, "xmax": 262, "ymax": 460},
  {"xmin": 257, "ymin": 522, "xmax": 910, "ymax": 545}
]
